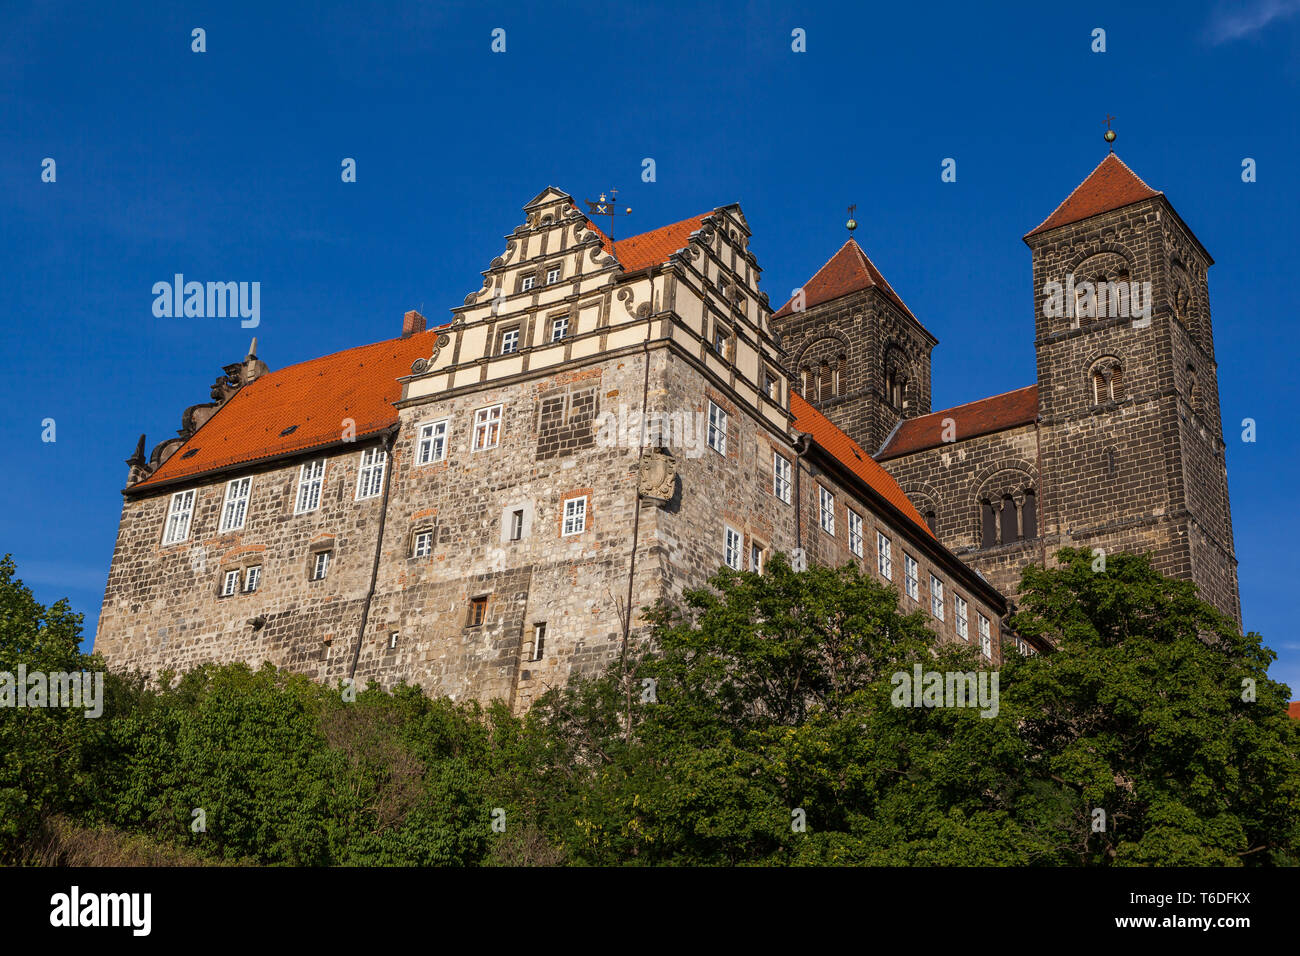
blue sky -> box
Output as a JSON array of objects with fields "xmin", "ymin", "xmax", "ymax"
[{"xmin": 2, "ymin": 1, "xmax": 1297, "ymax": 692}]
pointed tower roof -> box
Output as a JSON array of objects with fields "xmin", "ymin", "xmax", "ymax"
[
  {"xmin": 774, "ymin": 238, "xmax": 917, "ymax": 322},
  {"xmin": 1025, "ymin": 153, "xmax": 1161, "ymax": 239}
]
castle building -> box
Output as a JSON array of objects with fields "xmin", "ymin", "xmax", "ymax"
[
  {"xmin": 96, "ymin": 187, "xmax": 1020, "ymax": 709},
  {"xmin": 773, "ymin": 153, "xmax": 1240, "ymax": 623}
]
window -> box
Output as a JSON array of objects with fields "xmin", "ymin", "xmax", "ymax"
[
  {"xmin": 904, "ymin": 554, "xmax": 919, "ymax": 601},
  {"xmin": 562, "ymin": 496, "xmax": 587, "ymax": 535},
  {"xmin": 355, "ymin": 447, "xmax": 387, "ymax": 500},
  {"xmin": 295, "ymin": 460, "xmax": 325, "ymax": 513},
  {"xmin": 312, "ymin": 550, "xmax": 331, "ymax": 581},
  {"xmin": 221, "ymin": 569, "xmax": 240, "ymax": 597},
  {"xmin": 531, "ymin": 622, "xmax": 547, "ymax": 661},
  {"xmin": 550, "ymin": 315, "xmax": 569, "ymax": 341},
  {"xmin": 417, "ymin": 420, "xmax": 449, "ymax": 465},
  {"xmin": 243, "ymin": 565, "xmax": 261, "ymax": 593},
  {"xmin": 546, "ymin": 267, "xmax": 561, "ymax": 285},
  {"xmin": 876, "ymin": 532, "xmax": 892, "ymax": 580},
  {"xmin": 707, "ymin": 401, "xmax": 727, "ymax": 455},
  {"xmin": 762, "ymin": 367, "xmax": 779, "ymax": 401},
  {"xmin": 750, "ymin": 542, "xmax": 765, "ymax": 574},
  {"xmin": 500, "ymin": 327, "xmax": 520, "ymax": 354},
  {"xmin": 930, "ymin": 574, "xmax": 945, "ymax": 620},
  {"xmin": 980, "ymin": 500, "xmax": 997, "ymax": 549},
  {"xmin": 819, "ymin": 487, "xmax": 835, "ymax": 535},
  {"xmin": 848, "ymin": 510, "xmax": 863, "ymax": 557},
  {"xmin": 724, "ymin": 526, "xmax": 743, "ymax": 570},
  {"xmin": 509, "ymin": 509, "xmax": 524, "ymax": 541},
  {"xmin": 773, "ymin": 453, "xmax": 792, "ymax": 504},
  {"xmin": 978, "ymin": 613, "xmax": 992, "ymax": 659},
  {"xmin": 163, "ymin": 490, "xmax": 195, "ymax": 544},
  {"xmin": 389, "ymin": 632, "xmax": 399, "ymax": 649},
  {"xmin": 473, "ymin": 404, "xmax": 503, "ymax": 451},
  {"xmin": 999, "ymin": 495, "xmax": 1018, "ymax": 544},
  {"xmin": 1022, "ymin": 490, "xmax": 1037, "ymax": 539},
  {"xmin": 219, "ymin": 477, "xmax": 252, "ymax": 532},
  {"xmin": 520, "ymin": 274, "xmax": 535, "ymax": 291},
  {"xmin": 713, "ymin": 325, "xmax": 729, "ymax": 356},
  {"xmin": 413, "ymin": 530, "xmax": 433, "ymax": 557},
  {"xmin": 955, "ymin": 594, "xmax": 968, "ymax": 641},
  {"xmin": 468, "ymin": 595, "xmax": 488, "ymax": 627}
]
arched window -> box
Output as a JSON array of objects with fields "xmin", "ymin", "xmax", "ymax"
[
  {"xmin": 1021, "ymin": 490, "xmax": 1037, "ymax": 539},
  {"xmin": 819, "ymin": 361, "xmax": 832, "ymax": 401},
  {"xmin": 837, "ymin": 354, "xmax": 847, "ymax": 396},
  {"xmin": 1186, "ymin": 362, "xmax": 1201, "ymax": 413},
  {"xmin": 1091, "ymin": 359, "xmax": 1123, "ymax": 404},
  {"xmin": 924, "ymin": 509, "xmax": 937, "ymax": 533},
  {"xmin": 980, "ymin": 500, "xmax": 997, "ymax": 548},
  {"xmin": 999, "ymin": 494, "xmax": 1019, "ymax": 544}
]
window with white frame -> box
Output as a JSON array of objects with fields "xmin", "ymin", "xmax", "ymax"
[
  {"xmin": 243, "ymin": 565, "xmax": 261, "ymax": 593},
  {"xmin": 562, "ymin": 496, "xmax": 587, "ymax": 535},
  {"xmin": 221, "ymin": 569, "xmax": 240, "ymax": 597},
  {"xmin": 773, "ymin": 453, "xmax": 792, "ymax": 504},
  {"xmin": 546, "ymin": 267, "xmax": 561, "ymax": 285},
  {"xmin": 355, "ymin": 447, "xmax": 387, "ymax": 500},
  {"xmin": 876, "ymin": 531, "xmax": 892, "ymax": 580},
  {"xmin": 707, "ymin": 401, "xmax": 727, "ymax": 455},
  {"xmin": 521, "ymin": 274, "xmax": 535, "ymax": 291},
  {"xmin": 724, "ymin": 526, "xmax": 743, "ymax": 570},
  {"xmin": 312, "ymin": 550, "xmax": 331, "ymax": 581},
  {"xmin": 509, "ymin": 509, "xmax": 524, "ymax": 541},
  {"xmin": 416, "ymin": 420, "xmax": 449, "ymax": 465},
  {"xmin": 819, "ymin": 487, "xmax": 835, "ymax": 535},
  {"xmin": 295, "ymin": 460, "xmax": 325, "ymax": 513},
  {"xmin": 531, "ymin": 622, "xmax": 547, "ymax": 661},
  {"xmin": 762, "ymin": 367, "xmax": 779, "ymax": 401},
  {"xmin": 413, "ymin": 530, "xmax": 433, "ymax": 558},
  {"xmin": 473, "ymin": 404, "xmax": 503, "ymax": 451},
  {"xmin": 930, "ymin": 574, "xmax": 945, "ymax": 620},
  {"xmin": 219, "ymin": 477, "xmax": 252, "ymax": 532},
  {"xmin": 955, "ymin": 594, "xmax": 968, "ymax": 641},
  {"xmin": 904, "ymin": 553, "xmax": 919, "ymax": 601},
  {"xmin": 848, "ymin": 510, "xmax": 863, "ymax": 557},
  {"xmin": 500, "ymin": 327, "xmax": 520, "ymax": 354},
  {"xmin": 750, "ymin": 541, "xmax": 765, "ymax": 574},
  {"xmin": 550, "ymin": 315, "xmax": 569, "ymax": 341},
  {"xmin": 162, "ymin": 490, "xmax": 195, "ymax": 544},
  {"xmin": 978, "ymin": 613, "xmax": 992, "ymax": 659},
  {"xmin": 713, "ymin": 325, "xmax": 729, "ymax": 356}
]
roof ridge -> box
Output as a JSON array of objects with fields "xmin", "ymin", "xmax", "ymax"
[{"xmin": 914, "ymin": 383, "xmax": 1038, "ymax": 421}]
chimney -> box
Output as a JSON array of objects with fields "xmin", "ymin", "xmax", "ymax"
[{"xmin": 402, "ymin": 310, "xmax": 426, "ymax": 338}]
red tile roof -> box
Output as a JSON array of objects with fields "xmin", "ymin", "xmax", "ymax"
[
  {"xmin": 774, "ymin": 239, "xmax": 918, "ymax": 322},
  {"xmin": 878, "ymin": 385, "xmax": 1039, "ymax": 460},
  {"xmin": 790, "ymin": 392, "xmax": 933, "ymax": 538},
  {"xmin": 587, "ymin": 213, "xmax": 711, "ymax": 272},
  {"xmin": 134, "ymin": 328, "xmax": 445, "ymax": 490},
  {"xmin": 1025, "ymin": 154, "xmax": 1161, "ymax": 239}
]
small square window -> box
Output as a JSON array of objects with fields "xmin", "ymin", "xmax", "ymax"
[
  {"xmin": 546, "ymin": 267, "xmax": 561, "ymax": 285},
  {"xmin": 221, "ymin": 569, "xmax": 240, "ymax": 597},
  {"xmin": 243, "ymin": 566, "xmax": 261, "ymax": 593},
  {"xmin": 469, "ymin": 595, "xmax": 488, "ymax": 627},
  {"xmin": 521, "ymin": 275, "xmax": 535, "ymax": 291},
  {"xmin": 562, "ymin": 496, "xmax": 587, "ymax": 536},
  {"xmin": 500, "ymin": 328, "xmax": 520, "ymax": 354},
  {"xmin": 550, "ymin": 316, "xmax": 569, "ymax": 342},
  {"xmin": 312, "ymin": 551, "xmax": 331, "ymax": 581},
  {"xmin": 413, "ymin": 530, "xmax": 433, "ymax": 558},
  {"xmin": 417, "ymin": 420, "xmax": 449, "ymax": 465}
]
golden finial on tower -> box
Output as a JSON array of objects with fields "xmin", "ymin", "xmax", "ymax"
[
  {"xmin": 846, "ymin": 204, "xmax": 857, "ymax": 235},
  {"xmin": 1104, "ymin": 114, "xmax": 1117, "ymax": 150}
]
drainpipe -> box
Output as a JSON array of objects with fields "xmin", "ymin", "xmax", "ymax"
[
  {"xmin": 348, "ymin": 425, "xmax": 399, "ymax": 681},
  {"xmin": 793, "ymin": 431, "xmax": 808, "ymax": 553},
  {"xmin": 621, "ymin": 266, "xmax": 656, "ymax": 659}
]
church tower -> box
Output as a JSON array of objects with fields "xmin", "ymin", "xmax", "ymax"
[
  {"xmin": 772, "ymin": 238, "xmax": 937, "ymax": 453},
  {"xmin": 1026, "ymin": 150, "xmax": 1240, "ymax": 623}
]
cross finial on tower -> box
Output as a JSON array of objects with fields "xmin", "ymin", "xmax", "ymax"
[
  {"xmin": 846, "ymin": 204, "xmax": 858, "ymax": 235},
  {"xmin": 1104, "ymin": 114, "xmax": 1117, "ymax": 151}
]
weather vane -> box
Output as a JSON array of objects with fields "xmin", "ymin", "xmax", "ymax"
[
  {"xmin": 585, "ymin": 188, "xmax": 632, "ymax": 244},
  {"xmin": 846, "ymin": 204, "xmax": 858, "ymax": 235},
  {"xmin": 1104, "ymin": 114, "xmax": 1117, "ymax": 150}
]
